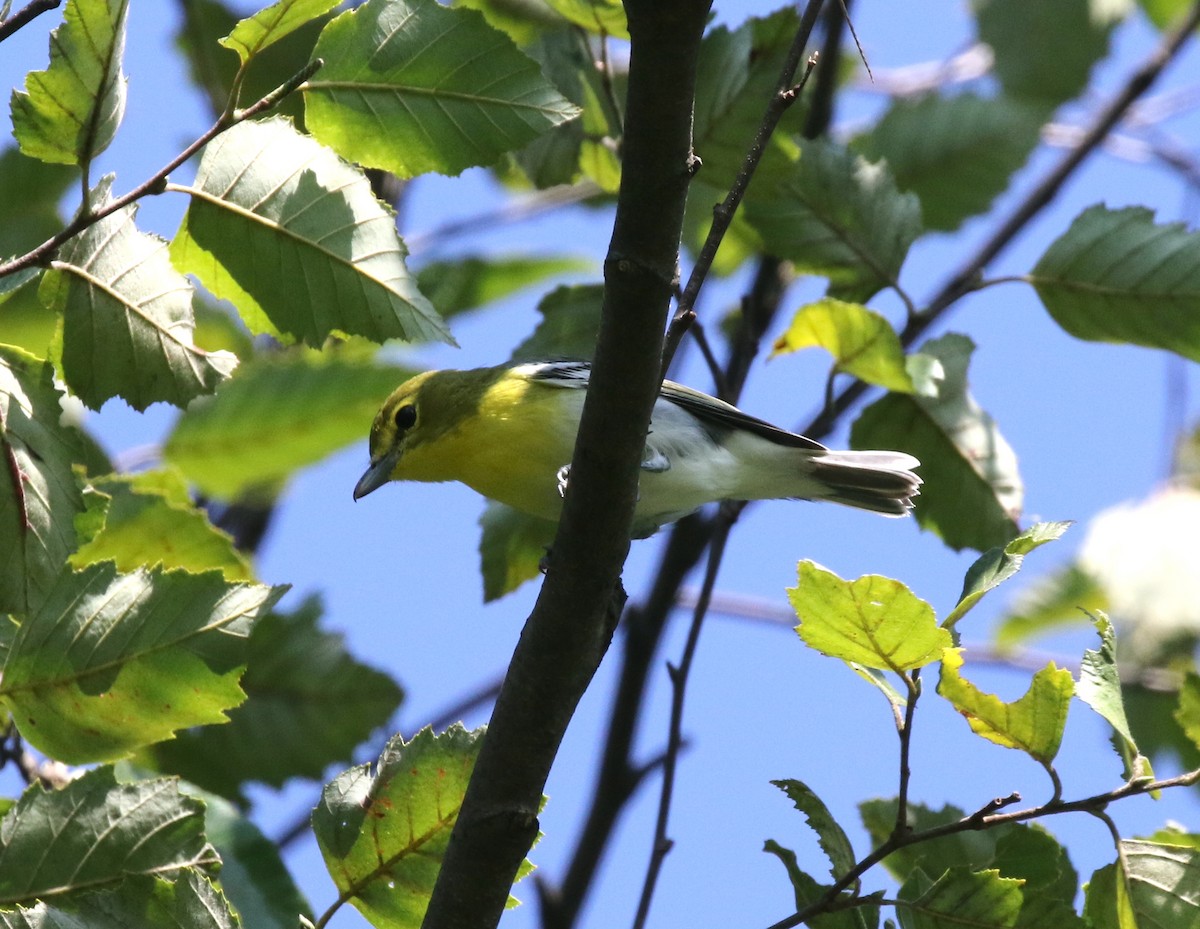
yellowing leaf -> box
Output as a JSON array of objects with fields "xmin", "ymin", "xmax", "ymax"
[
  {"xmin": 772, "ymin": 298, "xmax": 913, "ymax": 393},
  {"xmin": 789, "ymin": 561, "xmax": 951, "ymax": 672},
  {"xmin": 938, "ymin": 649, "xmax": 1073, "ymax": 762}
]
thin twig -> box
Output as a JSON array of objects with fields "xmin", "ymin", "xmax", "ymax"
[
  {"xmin": 661, "ymin": 0, "xmax": 827, "ymax": 372},
  {"xmin": 0, "ymin": 58, "xmax": 323, "ymax": 280},
  {"xmin": 893, "ymin": 670, "xmax": 920, "ymax": 838},
  {"xmin": 763, "ymin": 767, "xmax": 1200, "ymax": 929},
  {"xmin": 631, "ymin": 511, "xmax": 735, "ymax": 929},
  {"xmin": 0, "ymin": 0, "xmax": 60, "ymax": 43}
]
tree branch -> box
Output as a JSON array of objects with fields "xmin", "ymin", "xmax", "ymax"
[
  {"xmin": 420, "ymin": 3, "xmax": 714, "ymax": 927},
  {"xmin": 0, "ymin": 0, "xmax": 60, "ymax": 44},
  {"xmin": 804, "ymin": 0, "xmax": 1200, "ymax": 440}
]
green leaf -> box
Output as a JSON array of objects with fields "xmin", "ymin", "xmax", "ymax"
[
  {"xmin": 176, "ymin": 0, "xmax": 328, "ymax": 125},
  {"xmin": 0, "ymin": 347, "xmax": 86, "ymax": 616},
  {"xmin": 0, "ymin": 562, "xmax": 283, "ymax": 763},
  {"xmin": 851, "ymin": 334, "xmax": 1022, "ymax": 552},
  {"xmin": 9, "ymin": 0, "xmax": 128, "ymax": 165},
  {"xmin": 416, "ymin": 255, "xmax": 590, "ymax": 319},
  {"xmin": 219, "ymin": 0, "xmax": 341, "ymax": 62},
  {"xmin": 745, "ymin": 139, "xmax": 922, "ymax": 303},
  {"xmin": 692, "ymin": 10, "xmax": 805, "ymax": 194},
  {"xmin": 946, "ymin": 521, "xmax": 1072, "ymax": 628},
  {"xmin": 789, "ymin": 561, "xmax": 951, "ymax": 672},
  {"xmin": 1030, "ymin": 205, "xmax": 1200, "ymax": 363},
  {"xmin": 196, "ymin": 790, "xmax": 314, "ymax": 928},
  {"xmin": 852, "ymin": 93, "xmax": 1043, "ymax": 232},
  {"xmin": 171, "ymin": 117, "xmax": 450, "ymax": 346},
  {"xmin": 40, "ymin": 177, "xmax": 238, "ymax": 410},
  {"xmin": 937, "ymin": 649, "xmax": 1073, "ymax": 762},
  {"xmin": 0, "ymin": 871, "xmax": 239, "ymax": 929},
  {"xmin": 510, "ymin": 283, "xmax": 604, "ymax": 362},
  {"xmin": 992, "ymin": 564, "xmax": 1106, "ymax": 649},
  {"xmin": 164, "ymin": 352, "xmax": 413, "ymax": 500},
  {"xmin": 897, "ymin": 867, "xmax": 1023, "ymax": 929},
  {"xmin": 861, "ymin": 800, "xmax": 1080, "ymax": 914},
  {"xmin": 0, "ymin": 145, "xmax": 74, "ymax": 258},
  {"xmin": 974, "ymin": 0, "xmax": 1116, "ymax": 109},
  {"xmin": 143, "ymin": 597, "xmax": 403, "ymax": 797},
  {"xmin": 304, "ymin": 0, "xmax": 581, "ymax": 178},
  {"xmin": 0, "ymin": 768, "xmax": 218, "ymax": 902},
  {"xmin": 1086, "ymin": 841, "xmax": 1200, "ymax": 929},
  {"xmin": 479, "ymin": 503, "xmax": 557, "ymax": 601},
  {"xmin": 771, "ymin": 298, "xmax": 913, "ymax": 393},
  {"xmin": 71, "ymin": 469, "xmax": 253, "ymax": 580},
  {"xmin": 1078, "ymin": 612, "xmax": 1149, "ymax": 779},
  {"xmin": 542, "ymin": 0, "xmax": 627, "ymax": 36},
  {"xmin": 315, "ymin": 726, "xmax": 521, "ymax": 928},
  {"xmin": 763, "ymin": 839, "xmax": 881, "ymax": 929},
  {"xmin": 1174, "ymin": 671, "xmax": 1200, "ymax": 754},
  {"xmin": 772, "ymin": 780, "xmax": 857, "ymax": 881}
]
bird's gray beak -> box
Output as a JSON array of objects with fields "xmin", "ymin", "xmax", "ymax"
[{"xmin": 353, "ymin": 450, "xmax": 398, "ymax": 501}]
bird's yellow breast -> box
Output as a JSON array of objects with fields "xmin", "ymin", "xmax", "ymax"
[{"xmin": 394, "ymin": 376, "xmax": 584, "ymax": 521}]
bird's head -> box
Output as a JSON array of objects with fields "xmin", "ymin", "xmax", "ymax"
[{"xmin": 353, "ymin": 367, "xmax": 506, "ymax": 500}]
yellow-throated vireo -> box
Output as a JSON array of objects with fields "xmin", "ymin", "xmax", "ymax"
[{"xmin": 354, "ymin": 361, "xmax": 921, "ymax": 537}]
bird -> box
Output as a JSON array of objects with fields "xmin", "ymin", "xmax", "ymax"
[{"xmin": 353, "ymin": 361, "xmax": 921, "ymax": 537}]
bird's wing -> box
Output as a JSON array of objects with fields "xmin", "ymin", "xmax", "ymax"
[
  {"xmin": 522, "ymin": 360, "xmax": 828, "ymax": 452},
  {"xmin": 657, "ymin": 380, "xmax": 827, "ymax": 451}
]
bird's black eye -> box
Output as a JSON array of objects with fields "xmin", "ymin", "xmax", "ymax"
[{"xmin": 393, "ymin": 404, "xmax": 417, "ymax": 430}]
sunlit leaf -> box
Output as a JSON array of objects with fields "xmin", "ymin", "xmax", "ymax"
[
  {"xmin": 853, "ymin": 93, "xmax": 1043, "ymax": 232},
  {"xmin": 745, "ymin": 139, "xmax": 921, "ymax": 303},
  {"xmin": 41, "ymin": 177, "xmax": 238, "ymax": 410},
  {"xmin": 314, "ymin": 726, "xmax": 529, "ymax": 927},
  {"xmin": 897, "ymin": 867, "xmax": 1023, "ymax": 929},
  {"xmin": 1030, "ymin": 205, "xmax": 1200, "ymax": 363},
  {"xmin": 304, "ymin": 0, "xmax": 581, "ymax": 178},
  {"xmin": 771, "ymin": 298, "xmax": 913, "ymax": 393},
  {"xmin": 0, "ymin": 562, "xmax": 282, "ymax": 762},
  {"xmin": 542, "ymin": 0, "xmax": 626, "ymax": 36},
  {"xmin": 164, "ymin": 351, "xmax": 413, "ymax": 501},
  {"xmin": 220, "ymin": 0, "xmax": 341, "ymax": 62},
  {"xmin": 0, "ymin": 768, "xmax": 218, "ymax": 902},
  {"xmin": 10, "ymin": 0, "xmax": 128, "ymax": 165},
  {"xmin": 172, "ymin": 117, "xmax": 451, "ymax": 346},
  {"xmin": 1078, "ymin": 612, "xmax": 1149, "ymax": 780},
  {"xmin": 71, "ymin": 469, "xmax": 253, "ymax": 580},
  {"xmin": 852, "ymin": 334, "xmax": 1022, "ymax": 552},
  {"xmin": 789, "ymin": 561, "xmax": 951, "ymax": 672},
  {"xmin": 946, "ymin": 521, "xmax": 1072, "ymax": 627},
  {"xmin": 144, "ymin": 596, "xmax": 403, "ymax": 797},
  {"xmin": 1086, "ymin": 841, "xmax": 1200, "ymax": 929},
  {"xmin": 937, "ymin": 648, "xmax": 1073, "ymax": 762},
  {"xmin": 0, "ymin": 347, "xmax": 86, "ymax": 615}
]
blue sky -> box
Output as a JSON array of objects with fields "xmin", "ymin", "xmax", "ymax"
[{"xmin": 4, "ymin": 1, "xmax": 1200, "ymax": 926}]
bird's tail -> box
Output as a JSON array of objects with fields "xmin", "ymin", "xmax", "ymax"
[{"xmin": 807, "ymin": 450, "xmax": 922, "ymax": 517}]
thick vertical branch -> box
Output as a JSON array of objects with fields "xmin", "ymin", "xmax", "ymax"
[{"xmin": 420, "ymin": 3, "xmax": 712, "ymax": 928}]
